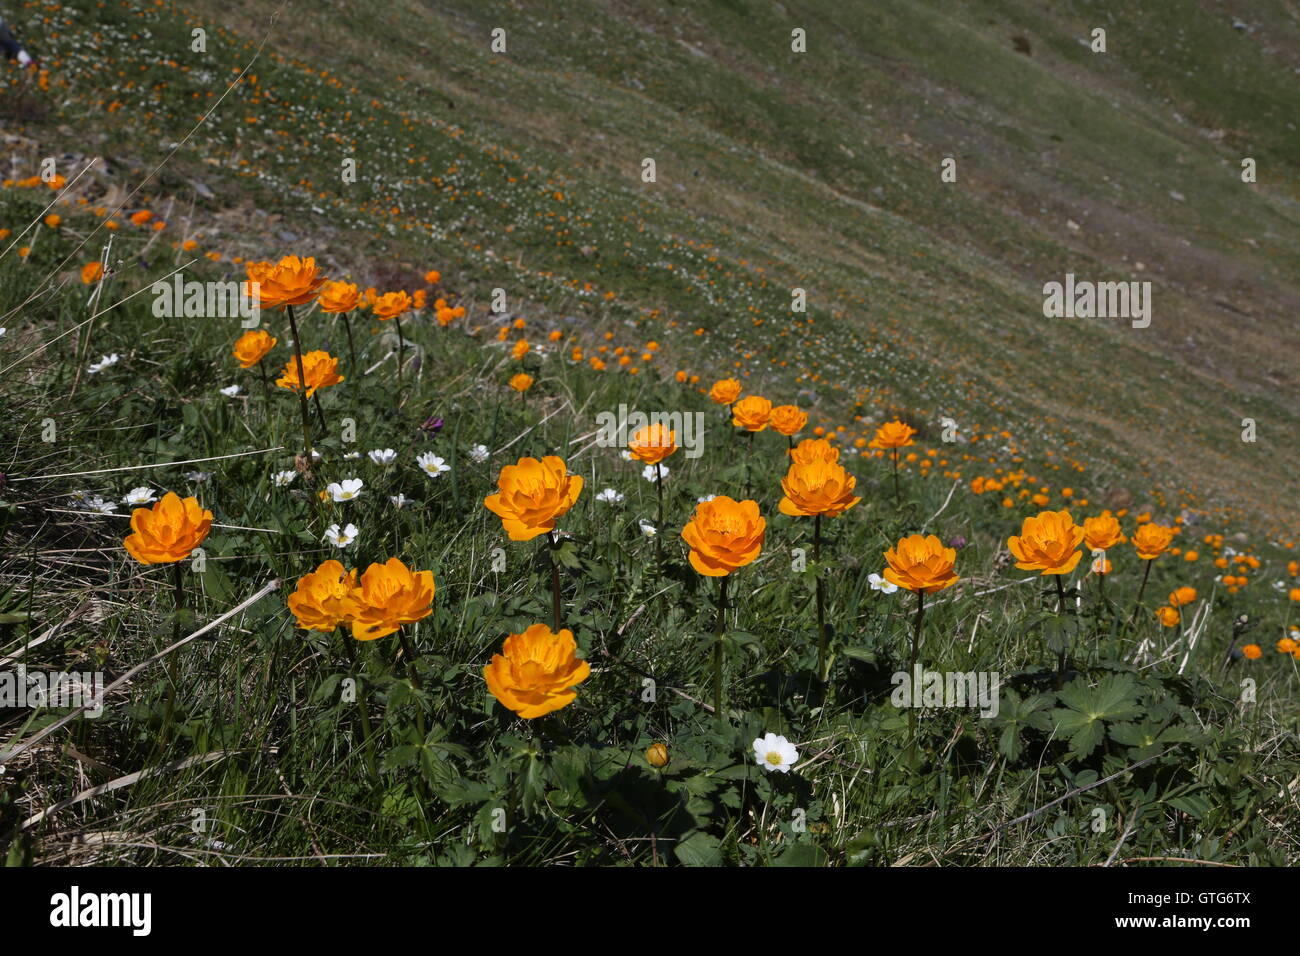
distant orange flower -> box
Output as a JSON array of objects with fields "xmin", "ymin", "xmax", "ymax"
[
  {"xmin": 1168, "ymin": 586, "xmax": 1197, "ymax": 608},
  {"xmin": 769, "ymin": 404, "xmax": 807, "ymax": 437},
  {"xmin": 790, "ymin": 438, "xmax": 839, "ymax": 465},
  {"xmin": 233, "ymin": 329, "xmax": 277, "ymax": 368},
  {"xmin": 508, "ymin": 372, "xmax": 534, "ymax": 392},
  {"xmin": 43, "ymin": 213, "xmax": 60, "ymax": 228},
  {"xmin": 1007, "ymin": 510, "xmax": 1085, "ymax": 575},
  {"xmin": 275, "ymin": 350, "xmax": 343, "ymax": 397},
  {"xmin": 1156, "ymin": 606, "xmax": 1180, "ymax": 627},
  {"xmin": 371, "ymin": 290, "xmax": 412, "ymax": 320},
  {"xmin": 317, "ymin": 280, "xmax": 361, "ymax": 314},
  {"xmin": 80, "ymin": 262, "xmax": 103, "ymax": 284},
  {"xmin": 1132, "ymin": 523, "xmax": 1176, "ymax": 561},
  {"xmin": 1082, "ymin": 511, "xmax": 1126, "ymax": 551},
  {"xmin": 883, "ymin": 534, "xmax": 959, "ymax": 593},
  {"xmin": 511, "ymin": 339, "xmax": 530, "ymax": 361},
  {"xmin": 424, "ymin": 269, "xmax": 442, "ymax": 284},
  {"xmin": 130, "ymin": 210, "xmax": 153, "ymax": 226},
  {"xmin": 628, "ymin": 423, "xmax": 678, "ymax": 465},
  {"xmin": 122, "ymin": 493, "xmax": 212, "ymax": 565},
  {"xmin": 244, "ymin": 255, "xmax": 325, "ymax": 309},
  {"xmin": 709, "ymin": 378, "xmax": 741, "ymax": 405},
  {"xmin": 869, "ymin": 419, "xmax": 917, "ymax": 450},
  {"xmin": 1241, "ymin": 644, "xmax": 1261, "ymax": 660},
  {"xmin": 731, "ymin": 395, "xmax": 772, "ymax": 432}
]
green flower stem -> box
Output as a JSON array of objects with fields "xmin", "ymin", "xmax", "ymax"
[{"xmin": 713, "ymin": 575, "xmax": 729, "ymax": 722}]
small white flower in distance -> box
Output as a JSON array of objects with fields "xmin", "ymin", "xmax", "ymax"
[
  {"xmin": 273, "ymin": 471, "xmax": 297, "ymax": 487},
  {"xmin": 343, "ymin": 451, "xmax": 361, "ymax": 460},
  {"xmin": 219, "ymin": 384, "xmax": 241, "ymax": 397},
  {"xmin": 185, "ymin": 471, "xmax": 210, "ymax": 483},
  {"xmin": 310, "ymin": 450, "xmax": 322, "ymax": 461},
  {"xmin": 753, "ymin": 733, "xmax": 798, "ymax": 773},
  {"xmin": 468, "ymin": 444, "xmax": 490, "ymax": 464},
  {"xmin": 67, "ymin": 490, "xmax": 89, "ymax": 504},
  {"xmin": 327, "ymin": 478, "xmax": 364, "ymax": 502},
  {"xmin": 697, "ymin": 494, "xmax": 716, "ymax": 504},
  {"xmin": 324, "ymin": 523, "xmax": 358, "ymax": 548},
  {"xmin": 619, "ymin": 449, "xmax": 633, "ymax": 461},
  {"xmin": 638, "ymin": 518, "xmax": 657, "ymax": 537},
  {"xmin": 0, "ymin": 327, "xmax": 6, "ymax": 337},
  {"xmin": 642, "ymin": 464, "xmax": 668, "ymax": 483},
  {"xmin": 87, "ymin": 353, "xmax": 119, "ymax": 374},
  {"xmin": 868, "ymin": 572, "xmax": 898, "ymax": 594},
  {"xmin": 595, "ymin": 488, "xmax": 624, "ymax": 505},
  {"xmin": 86, "ymin": 495, "xmax": 118, "ymax": 514},
  {"xmin": 122, "ymin": 487, "xmax": 157, "ymax": 506},
  {"xmin": 417, "ymin": 452, "xmax": 450, "ymax": 477},
  {"xmin": 368, "ymin": 448, "xmax": 397, "ymax": 466},
  {"xmin": 390, "ymin": 493, "xmax": 409, "ymax": 509}
]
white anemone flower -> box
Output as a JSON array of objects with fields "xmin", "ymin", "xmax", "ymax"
[
  {"xmin": 595, "ymin": 488, "xmax": 624, "ymax": 505},
  {"xmin": 324, "ymin": 523, "xmax": 358, "ymax": 548},
  {"xmin": 368, "ymin": 448, "xmax": 397, "ymax": 466},
  {"xmin": 417, "ymin": 452, "xmax": 450, "ymax": 477},
  {"xmin": 327, "ymin": 479, "xmax": 364, "ymax": 502},
  {"xmin": 753, "ymin": 733, "xmax": 799, "ymax": 773},
  {"xmin": 868, "ymin": 572, "xmax": 898, "ymax": 594},
  {"xmin": 121, "ymin": 487, "xmax": 158, "ymax": 506}
]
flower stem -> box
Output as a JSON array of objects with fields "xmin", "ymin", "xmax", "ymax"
[
  {"xmin": 548, "ymin": 531, "xmax": 562, "ymax": 632},
  {"xmin": 341, "ymin": 310, "xmax": 357, "ymax": 376},
  {"xmin": 343, "ymin": 637, "xmax": 379, "ymax": 782},
  {"xmin": 654, "ymin": 463, "xmax": 664, "ymax": 570},
  {"xmin": 284, "ymin": 304, "xmax": 314, "ymax": 461},
  {"xmin": 394, "ymin": 313, "xmax": 405, "ymax": 387},
  {"xmin": 1129, "ymin": 559, "xmax": 1153, "ymax": 628},
  {"xmin": 814, "ymin": 514, "xmax": 829, "ymax": 682},
  {"xmin": 713, "ymin": 575, "xmax": 729, "ymax": 722},
  {"xmin": 892, "ymin": 449, "xmax": 900, "ymax": 505}
]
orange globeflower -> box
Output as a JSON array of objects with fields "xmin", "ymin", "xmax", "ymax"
[
  {"xmin": 1241, "ymin": 644, "xmax": 1262, "ymax": 660},
  {"xmin": 349, "ymin": 558, "xmax": 436, "ymax": 641},
  {"xmin": 869, "ymin": 419, "xmax": 917, "ymax": 450},
  {"xmin": 483, "ymin": 623, "xmax": 590, "ymax": 718},
  {"xmin": 883, "ymin": 534, "xmax": 959, "ymax": 593},
  {"xmin": 484, "ymin": 456, "xmax": 584, "ymax": 541},
  {"xmin": 709, "ymin": 378, "xmax": 742, "ymax": 405},
  {"xmin": 680, "ymin": 496, "xmax": 766, "ymax": 577},
  {"xmin": 232, "ymin": 329, "xmax": 277, "ymax": 368},
  {"xmin": 371, "ymin": 290, "xmax": 412, "ymax": 320},
  {"xmin": 779, "ymin": 460, "xmax": 861, "ymax": 518},
  {"xmin": 1156, "ymin": 606, "xmax": 1180, "ymax": 627},
  {"xmin": 731, "ymin": 395, "xmax": 772, "ymax": 432},
  {"xmin": 769, "ymin": 404, "xmax": 808, "ymax": 437},
  {"xmin": 790, "ymin": 437, "xmax": 839, "ymax": 465},
  {"xmin": 1082, "ymin": 511, "xmax": 1126, "ymax": 552},
  {"xmin": 44, "ymin": 213, "xmax": 61, "ymax": 228},
  {"xmin": 80, "ymin": 261, "xmax": 103, "ymax": 284},
  {"xmin": 423, "ymin": 269, "xmax": 442, "ymax": 284},
  {"xmin": 288, "ymin": 560, "xmax": 361, "ymax": 632},
  {"xmin": 511, "ymin": 339, "xmax": 531, "ymax": 361},
  {"xmin": 275, "ymin": 349, "xmax": 344, "ymax": 397},
  {"xmin": 123, "ymin": 492, "xmax": 213, "ymax": 565},
  {"xmin": 509, "ymin": 372, "xmax": 534, "ymax": 392},
  {"xmin": 244, "ymin": 255, "xmax": 325, "ymax": 309},
  {"xmin": 1132, "ymin": 523, "xmax": 1176, "ymax": 561},
  {"xmin": 317, "ymin": 280, "xmax": 361, "ymax": 314},
  {"xmin": 1168, "ymin": 586, "xmax": 1197, "ymax": 608},
  {"xmin": 1007, "ymin": 510, "xmax": 1085, "ymax": 575},
  {"xmin": 627, "ymin": 423, "xmax": 678, "ymax": 465}
]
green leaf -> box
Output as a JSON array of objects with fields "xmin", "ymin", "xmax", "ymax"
[
  {"xmin": 674, "ymin": 830, "xmax": 724, "ymax": 866},
  {"xmin": 772, "ymin": 842, "xmax": 829, "ymax": 867}
]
